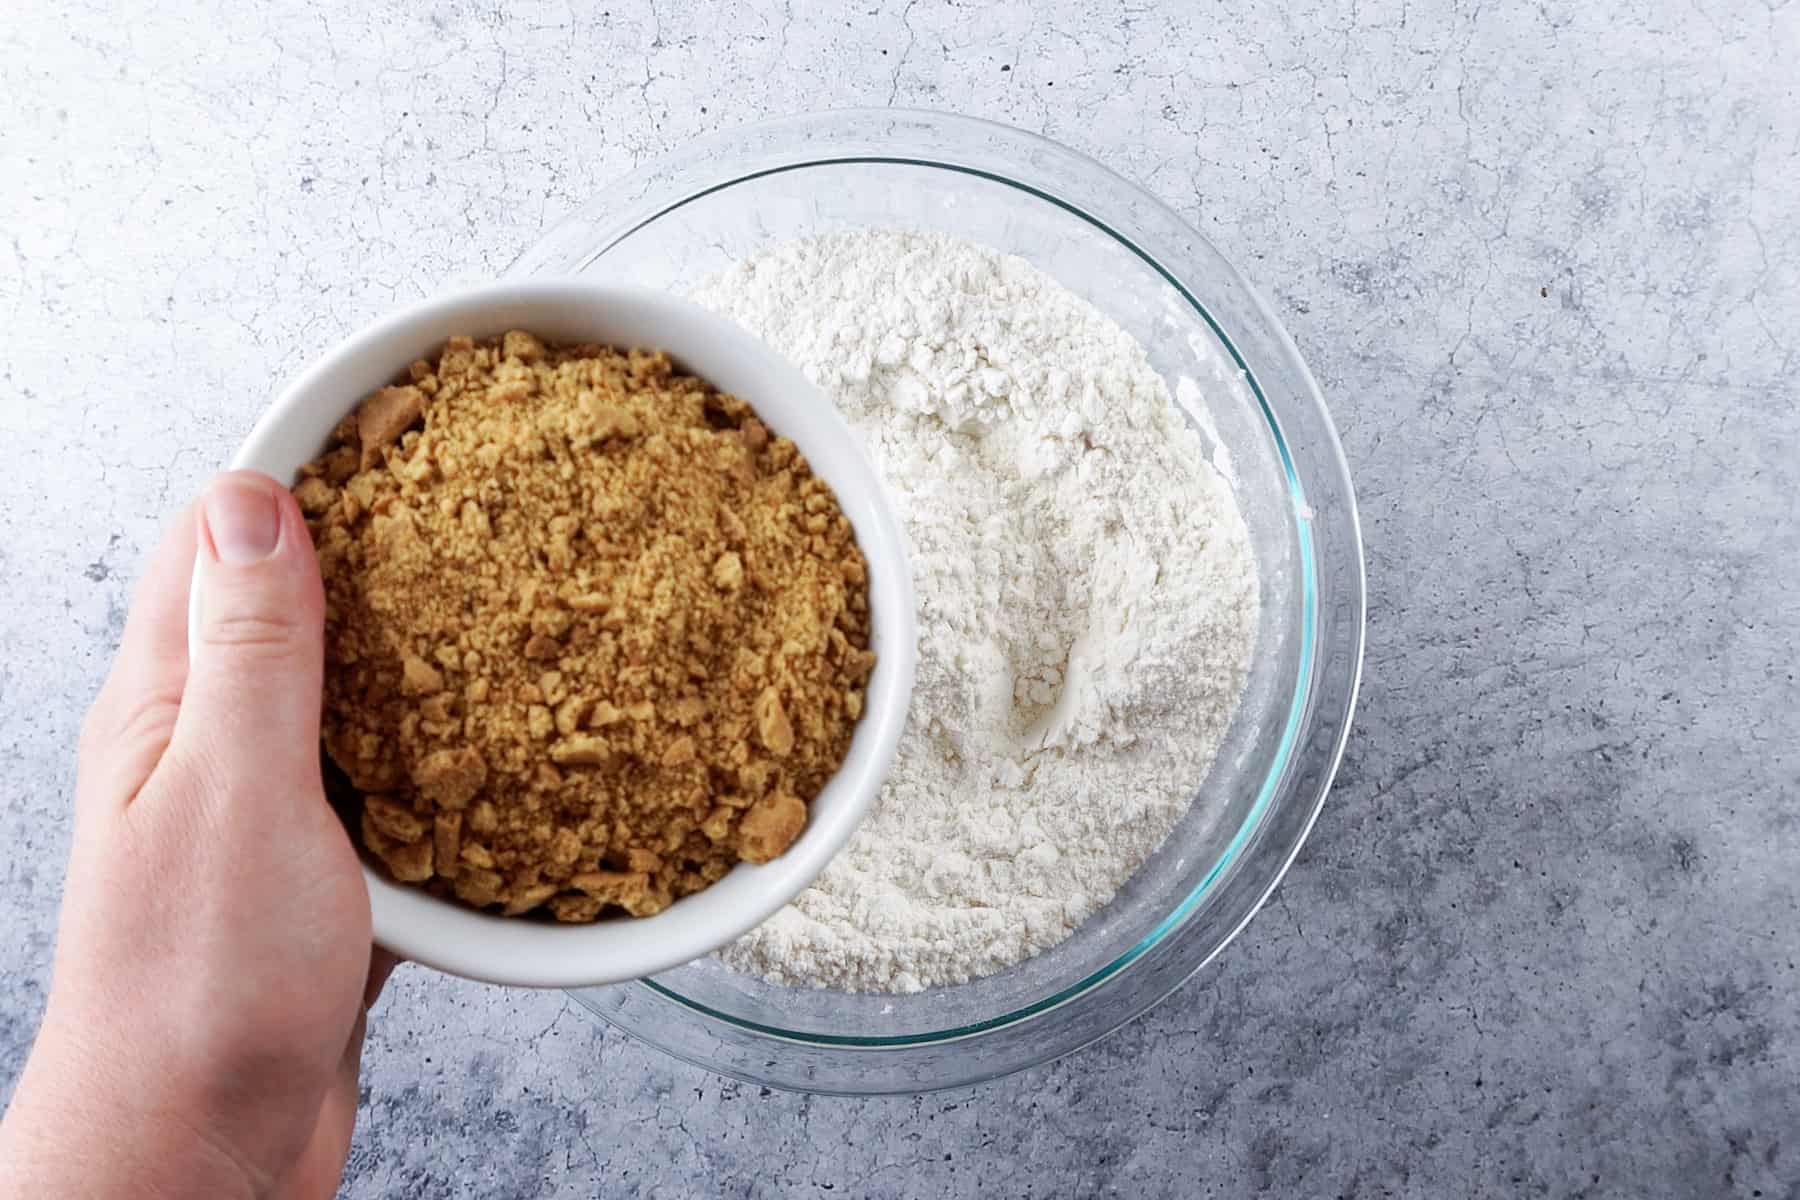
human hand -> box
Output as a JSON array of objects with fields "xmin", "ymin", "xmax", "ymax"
[{"xmin": 0, "ymin": 471, "xmax": 395, "ymax": 1200}]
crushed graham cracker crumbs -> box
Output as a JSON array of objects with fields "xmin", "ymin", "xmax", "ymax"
[{"xmin": 299, "ymin": 332, "xmax": 875, "ymax": 921}]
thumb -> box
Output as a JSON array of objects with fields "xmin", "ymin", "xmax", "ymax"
[{"xmin": 167, "ymin": 471, "xmax": 326, "ymax": 797}]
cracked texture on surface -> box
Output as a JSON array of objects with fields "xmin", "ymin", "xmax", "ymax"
[{"xmin": 2, "ymin": 1, "xmax": 1797, "ymax": 1196}]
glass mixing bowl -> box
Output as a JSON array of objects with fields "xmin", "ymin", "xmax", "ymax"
[{"xmin": 506, "ymin": 110, "xmax": 1365, "ymax": 1094}]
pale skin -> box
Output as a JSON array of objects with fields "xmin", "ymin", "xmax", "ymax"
[{"xmin": 0, "ymin": 472, "xmax": 396, "ymax": 1199}]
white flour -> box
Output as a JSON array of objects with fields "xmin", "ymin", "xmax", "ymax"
[{"xmin": 693, "ymin": 231, "xmax": 1257, "ymax": 993}]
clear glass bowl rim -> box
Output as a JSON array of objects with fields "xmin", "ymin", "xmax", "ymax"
[{"xmin": 505, "ymin": 108, "xmax": 1366, "ymax": 1088}]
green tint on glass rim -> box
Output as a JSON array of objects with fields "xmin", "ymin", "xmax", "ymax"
[{"xmin": 506, "ymin": 110, "xmax": 1365, "ymax": 1093}]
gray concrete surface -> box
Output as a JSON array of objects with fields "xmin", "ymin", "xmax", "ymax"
[{"xmin": 3, "ymin": 1, "xmax": 1796, "ymax": 1196}]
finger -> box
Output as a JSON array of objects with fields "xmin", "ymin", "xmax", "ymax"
[
  {"xmin": 297, "ymin": 996, "xmax": 379, "ymax": 1200},
  {"xmin": 335, "ymin": 949, "xmax": 400, "ymax": 1097},
  {"xmin": 322, "ymin": 949, "xmax": 402, "ymax": 1147},
  {"xmin": 77, "ymin": 501, "xmax": 199, "ymax": 817},
  {"xmin": 159, "ymin": 472, "xmax": 326, "ymax": 816},
  {"xmin": 363, "ymin": 948, "xmax": 401, "ymax": 1011}
]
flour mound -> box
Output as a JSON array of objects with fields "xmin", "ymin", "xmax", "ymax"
[{"xmin": 693, "ymin": 230, "xmax": 1258, "ymax": 993}]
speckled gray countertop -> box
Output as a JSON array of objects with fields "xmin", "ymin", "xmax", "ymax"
[{"xmin": 3, "ymin": 2, "xmax": 1796, "ymax": 1196}]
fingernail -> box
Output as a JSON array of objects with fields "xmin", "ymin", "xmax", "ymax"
[{"xmin": 203, "ymin": 476, "xmax": 282, "ymax": 564}]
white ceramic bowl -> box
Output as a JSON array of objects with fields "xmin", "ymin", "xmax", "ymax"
[{"xmin": 207, "ymin": 280, "xmax": 917, "ymax": 988}]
